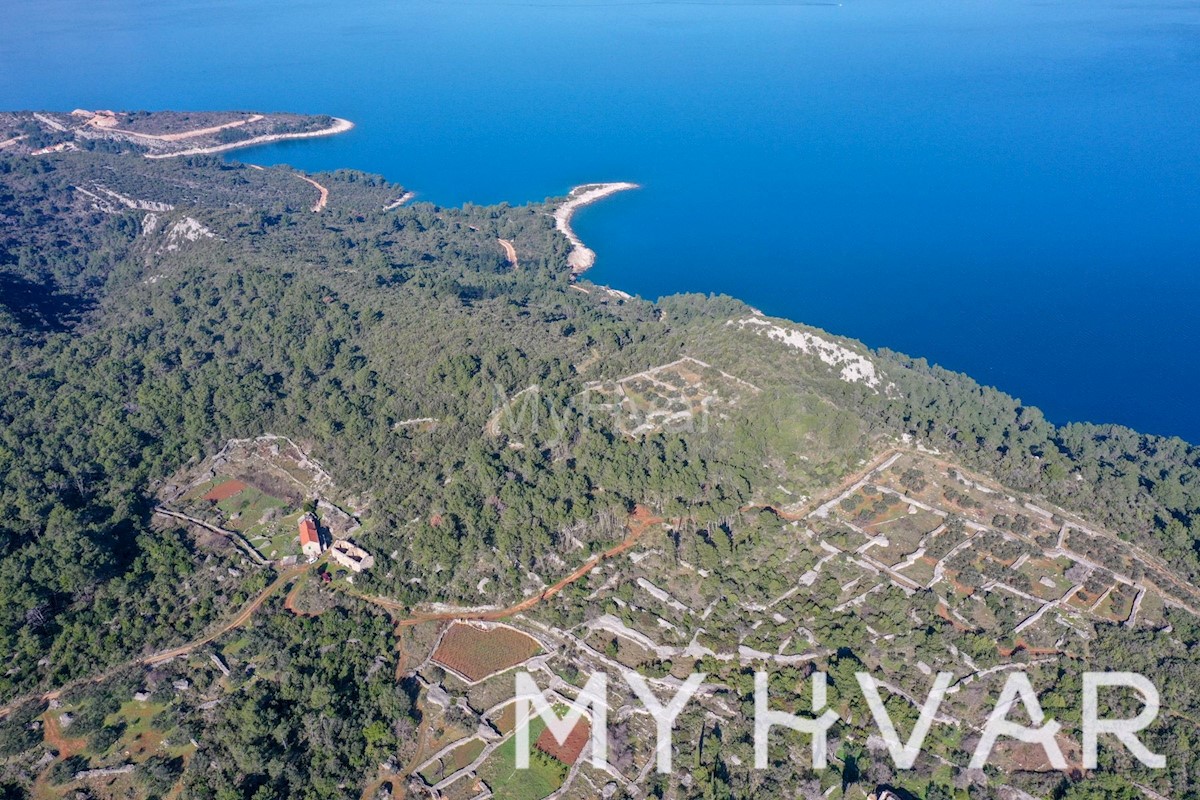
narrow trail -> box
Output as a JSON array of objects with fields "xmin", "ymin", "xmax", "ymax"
[
  {"xmin": 31, "ymin": 713, "xmax": 86, "ymax": 798},
  {"xmin": 298, "ymin": 174, "xmax": 330, "ymax": 212},
  {"xmin": 101, "ymin": 113, "xmax": 265, "ymax": 142},
  {"xmin": 9, "ymin": 441, "xmax": 1184, "ymax": 721},
  {"xmin": 367, "ymin": 698, "xmax": 436, "ymax": 800},
  {"xmin": 144, "ymin": 117, "xmax": 354, "ymax": 160},
  {"xmin": 283, "ymin": 576, "xmax": 315, "ymax": 617},
  {"xmin": 8, "ymin": 440, "xmax": 1193, "ymax": 797},
  {"xmin": 359, "ymin": 775, "xmax": 396, "ymax": 800},
  {"xmin": 359, "ymin": 458, "xmax": 907, "ymax": 632},
  {"xmin": 0, "ymin": 505, "xmax": 662, "ymax": 720},
  {"xmin": 484, "ymin": 384, "xmax": 539, "ymax": 437}
]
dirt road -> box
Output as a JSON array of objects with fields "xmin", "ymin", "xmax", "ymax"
[
  {"xmin": 0, "ymin": 565, "xmax": 306, "ymax": 718},
  {"xmin": 344, "ymin": 506, "xmax": 666, "ymax": 629},
  {"xmin": 298, "ymin": 174, "xmax": 330, "ymax": 212},
  {"xmin": 98, "ymin": 114, "xmax": 266, "ymax": 142},
  {"xmin": 143, "ymin": 566, "xmax": 304, "ymax": 665},
  {"xmin": 7, "ymin": 508, "xmax": 636, "ymax": 718},
  {"xmin": 42, "ymin": 709, "xmax": 88, "ymax": 758},
  {"xmin": 144, "ymin": 117, "xmax": 354, "ymax": 160},
  {"xmin": 498, "ymin": 238, "xmax": 518, "ymax": 269}
]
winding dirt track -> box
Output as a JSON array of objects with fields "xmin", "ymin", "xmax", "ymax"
[
  {"xmin": 104, "ymin": 114, "xmax": 265, "ymax": 142},
  {"xmin": 9, "ymin": 442, "xmax": 1192, "ymax": 797},
  {"xmin": 3, "ymin": 442, "xmax": 1126, "ymax": 721},
  {"xmin": 498, "ymin": 238, "xmax": 518, "ymax": 269},
  {"xmin": 5, "ymin": 464, "xmax": 863, "ymax": 720},
  {"xmin": 1, "ymin": 507, "xmax": 663, "ymax": 720},
  {"xmin": 353, "ymin": 508, "xmax": 664, "ymax": 800},
  {"xmin": 144, "ymin": 117, "xmax": 354, "ymax": 160},
  {"xmin": 42, "ymin": 710, "xmax": 87, "ymax": 758},
  {"xmin": 353, "ymin": 506, "xmax": 665, "ymax": 629},
  {"xmin": 298, "ymin": 174, "xmax": 330, "ymax": 212}
]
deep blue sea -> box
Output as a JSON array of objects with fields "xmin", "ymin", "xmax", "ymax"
[{"xmin": 2, "ymin": 0, "xmax": 1198, "ymax": 441}]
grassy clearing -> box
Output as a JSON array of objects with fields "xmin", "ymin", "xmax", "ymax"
[
  {"xmin": 216, "ymin": 485, "xmax": 287, "ymax": 533},
  {"xmin": 1019, "ymin": 556, "xmax": 1074, "ymax": 601},
  {"xmin": 897, "ymin": 556, "xmax": 935, "ymax": 586},
  {"xmin": 248, "ymin": 509, "xmax": 304, "ymax": 560}
]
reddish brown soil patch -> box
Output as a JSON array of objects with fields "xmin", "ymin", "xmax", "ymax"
[
  {"xmin": 283, "ymin": 579, "xmax": 322, "ymax": 618},
  {"xmin": 948, "ymin": 573, "xmax": 976, "ymax": 597},
  {"xmin": 935, "ymin": 603, "xmax": 972, "ymax": 632},
  {"xmin": 42, "ymin": 711, "xmax": 88, "ymax": 759},
  {"xmin": 431, "ymin": 623, "xmax": 541, "ymax": 683},
  {"xmin": 130, "ymin": 727, "xmax": 167, "ymax": 758},
  {"xmin": 536, "ymin": 718, "xmax": 590, "ymax": 765},
  {"xmin": 1069, "ymin": 591, "xmax": 1093, "ymax": 608},
  {"xmin": 204, "ymin": 479, "xmax": 248, "ymax": 502},
  {"xmin": 491, "ymin": 703, "xmax": 517, "ymax": 735}
]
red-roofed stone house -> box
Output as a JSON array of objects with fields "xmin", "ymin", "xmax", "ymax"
[{"xmin": 299, "ymin": 514, "xmax": 323, "ymax": 559}]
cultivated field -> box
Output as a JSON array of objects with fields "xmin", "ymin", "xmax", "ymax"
[
  {"xmin": 431, "ymin": 623, "xmax": 542, "ymax": 683},
  {"xmin": 535, "ymin": 719, "xmax": 590, "ymax": 765},
  {"xmin": 420, "ymin": 737, "xmax": 487, "ymax": 785},
  {"xmin": 477, "ymin": 718, "xmax": 567, "ymax": 800}
]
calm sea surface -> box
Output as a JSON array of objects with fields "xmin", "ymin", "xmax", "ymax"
[{"xmin": 3, "ymin": 0, "xmax": 1198, "ymax": 441}]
